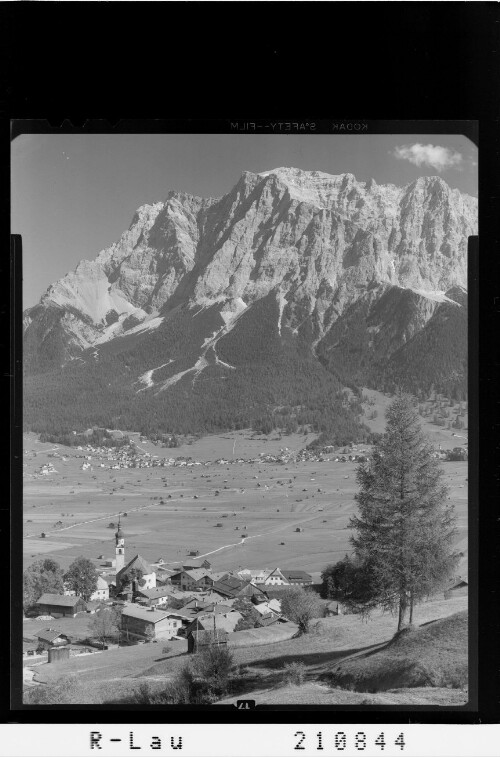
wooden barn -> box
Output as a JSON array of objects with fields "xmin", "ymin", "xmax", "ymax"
[
  {"xmin": 187, "ymin": 627, "xmax": 229, "ymax": 654},
  {"xmin": 36, "ymin": 594, "xmax": 86, "ymax": 618}
]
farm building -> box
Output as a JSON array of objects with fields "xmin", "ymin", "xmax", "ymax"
[
  {"xmin": 36, "ymin": 594, "xmax": 86, "ymax": 618},
  {"xmin": 281, "ymin": 570, "xmax": 313, "ymax": 586},
  {"xmin": 120, "ymin": 606, "xmax": 183, "ymax": 642},
  {"xmin": 253, "ymin": 600, "xmax": 281, "ymax": 620},
  {"xmin": 212, "ymin": 575, "xmax": 268, "ymax": 601},
  {"xmin": 48, "ymin": 646, "xmax": 71, "ymax": 664},
  {"xmin": 186, "ymin": 612, "xmax": 242, "ymax": 638},
  {"xmin": 35, "ymin": 630, "xmax": 70, "ymax": 650},
  {"xmin": 444, "ymin": 580, "xmax": 468, "ymax": 599},
  {"xmin": 187, "ymin": 628, "xmax": 229, "ymax": 654}
]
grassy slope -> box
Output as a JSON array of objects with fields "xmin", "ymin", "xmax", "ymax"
[
  {"xmin": 219, "ymin": 683, "xmax": 468, "ymax": 706},
  {"xmin": 329, "ymin": 610, "xmax": 468, "ymax": 692}
]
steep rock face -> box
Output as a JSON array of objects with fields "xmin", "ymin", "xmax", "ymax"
[
  {"xmin": 376, "ymin": 286, "xmax": 468, "ymax": 398},
  {"xmin": 23, "ymin": 167, "xmax": 476, "ymax": 379}
]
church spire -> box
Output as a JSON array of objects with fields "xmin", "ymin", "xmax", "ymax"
[{"xmin": 115, "ymin": 513, "xmax": 125, "ymax": 573}]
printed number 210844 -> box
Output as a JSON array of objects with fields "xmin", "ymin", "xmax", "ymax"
[{"xmin": 294, "ymin": 731, "xmax": 406, "ymax": 752}]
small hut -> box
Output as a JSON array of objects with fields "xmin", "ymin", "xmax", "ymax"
[{"xmin": 187, "ymin": 628, "xmax": 229, "ymax": 654}]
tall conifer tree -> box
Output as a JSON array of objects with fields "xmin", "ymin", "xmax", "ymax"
[{"xmin": 349, "ymin": 394, "xmax": 459, "ymax": 630}]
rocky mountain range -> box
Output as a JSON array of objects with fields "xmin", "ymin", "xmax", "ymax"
[{"xmin": 23, "ymin": 168, "xmax": 476, "ymax": 440}]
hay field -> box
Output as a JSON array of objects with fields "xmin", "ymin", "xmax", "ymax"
[{"xmin": 22, "ymin": 428, "xmax": 468, "ymax": 578}]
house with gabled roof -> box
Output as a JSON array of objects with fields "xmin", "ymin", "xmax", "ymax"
[
  {"xmin": 135, "ymin": 585, "xmax": 175, "ymax": 608},
  {"xmin": 186, "ymin": 612, "xmax": 242, "ymax": 640},
  {"xmin": 212, "ymin": 575, "xmax": 268, "ymax": 601},
  {"xmin": 281, "ymin": 570, "xmax": 313, "ymax": 586},
  {"xmin": 35, "ymin": 629, "xmax": 70, "ymax": 650},
  {"xmin": 238, "ymin": 568, "xmax": 290, "ymax": 586},
  {"xmin": 90, "ymin": 576, "xmax": 110, "ymax": 601},
  {"xmin": 253, "ymin": 600, "xmax": 282, "ymax": 619},
  {"xmin": 120, "ymin": 606, "xmax": 183, "ymax": 642},
  {"xmin": 200, "ymin": 591, "xmax": 236, "ymax": 606},
  {"xmin": 170, "ymin": 568, "xmax": 214, "ymax": 592}
]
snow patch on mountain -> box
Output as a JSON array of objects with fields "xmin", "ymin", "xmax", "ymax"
[
  {"xmin": 119, "ymin": 315, "xmax": 164, "ymax": 338},
  {"xmin": 220, "ymin": 298, "xmax": 248, "ymax": 326},
  {"xmin": 137, "ymin": 360, "xmax": 175, "ymax": 391},
  {"xmin": 156, "ymin": 364, "xmax": 197, "ymax": 393},
  {"xmin": 409, "ymin": 289, "xmax": 461, "ymax": 305},
  {"xmin": 277, "ymin": 291, "xmax": 287, "ymax": 336}
]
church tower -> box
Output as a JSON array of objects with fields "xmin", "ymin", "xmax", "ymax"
[{"xmin": 115, "ymin": 516, "xmax": 125, "ymax": 574}]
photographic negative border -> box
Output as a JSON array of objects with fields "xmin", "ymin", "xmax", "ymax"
[{"xmin": 8, "ymin": 117, "xmax": 496, "ymax": 726}]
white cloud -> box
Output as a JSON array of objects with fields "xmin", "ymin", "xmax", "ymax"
[{"xmin": 393, "ymin": 143, "xmax": 463, "ymax": 172}]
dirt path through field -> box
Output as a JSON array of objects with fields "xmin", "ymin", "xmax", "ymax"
[
  {"xmin": 24, "ymin": 502, "xmax": 159, "ymax": 538},
  {"xmin": 195, "ymin": 513, "xmax": 328, "ymax": 559}
]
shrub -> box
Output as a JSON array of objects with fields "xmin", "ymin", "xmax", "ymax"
[
  {"xmin": 439, "ymin": 663, "xmax": 468, "ymax": 689},
  {"xmin": 280, "ymin": 586, "xmax": 322, "ymax": 633},
  {"xmin": 282, "ymin": 662, "xmax": 307, "ymax": 686},
  {"xmin": 132, "ymin": 664, "xmax": 215, "ymax": 705},
  {"xmin": 191, "ymin": 645, "xmax": 234, "ymax": 692}
]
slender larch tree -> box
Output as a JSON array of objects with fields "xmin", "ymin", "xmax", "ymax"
[{"xmin": 349, "ymin": 394, "xmax": 459, "ymax": 630}]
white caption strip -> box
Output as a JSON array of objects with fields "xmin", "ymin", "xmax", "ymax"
[{"xmin": 0, "ymin": 724, "xmax": 498, "ymax": 757}]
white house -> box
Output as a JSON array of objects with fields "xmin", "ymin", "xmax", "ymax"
[
  {"xmin": 90, "ymin": 576, "xmax": 110, "ymax": 602},
  {"xmin": 238, "ymin": 568, "xmax": 289, "ymax": 586}
]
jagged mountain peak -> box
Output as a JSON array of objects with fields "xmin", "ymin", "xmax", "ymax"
[{"xmin": 24, "ymin": 166, "xmax": 476, "ymax": 383}]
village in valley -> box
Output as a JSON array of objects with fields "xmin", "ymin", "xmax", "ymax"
[{"xmin": 22, "ymin": 389, "xmax": 469, "ymax": 706}]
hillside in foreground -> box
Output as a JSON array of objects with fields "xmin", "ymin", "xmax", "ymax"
[
  {"xmin": 25, "ymin": 597, "xmax": 467, "ymax": 706},
  {"xmin": 328, "ymin": 609, "xmax": 467, "ymax": 693}
]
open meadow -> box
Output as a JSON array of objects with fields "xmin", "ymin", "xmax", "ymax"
[{"xmin": 22, "ymin": 406, "xmax": 468, "ymax": 579}]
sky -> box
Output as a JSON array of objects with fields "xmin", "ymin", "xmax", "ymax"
[{"xmin": 12, "ymin": 132, "xmax": 478, "ymax": 309}]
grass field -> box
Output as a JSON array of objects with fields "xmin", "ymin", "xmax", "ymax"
[
  {"xmin": 22, "ymin": 424, "xmax": 468, "ymax": 579},
  {"xmin": 328, "ymin": 609, "xmax": 468, "ymax": 692}
]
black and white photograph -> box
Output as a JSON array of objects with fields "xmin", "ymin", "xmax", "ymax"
[{"xmin": 14, "ymin": 126, "xmax": 476, "ymax": 708}]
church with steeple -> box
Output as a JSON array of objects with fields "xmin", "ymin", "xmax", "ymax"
[
  {"xmin": 113, "ymin": 515, "xmax": 157, "ymax": 595},
  {"xmin": 115, "ymin": 517, "xmax": 125, "ymax": 573}
]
